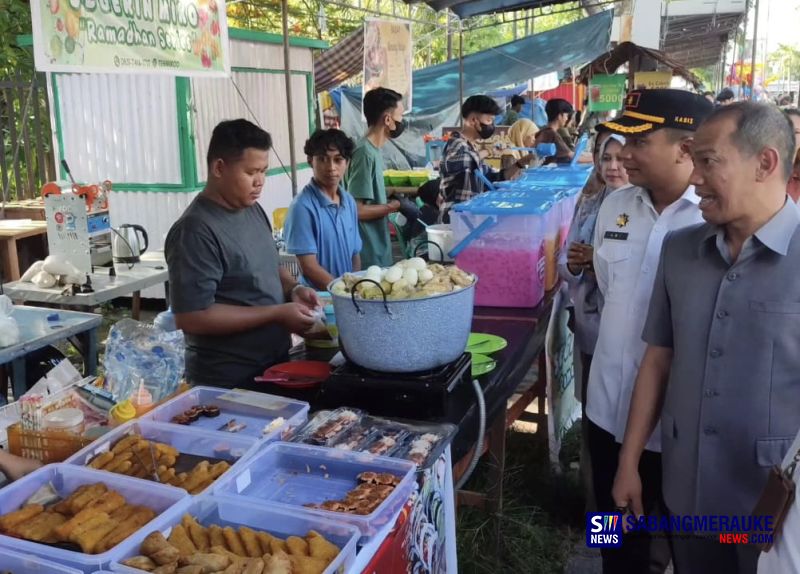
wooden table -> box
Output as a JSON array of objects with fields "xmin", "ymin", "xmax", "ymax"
[
  {"xmin": 2, "ymin": 252, "xmax": 169, "ymax": 320},
  {"xmin": 0, "ymin": 305, "xmax": 101, "ymax": 404},
  {"xmin": 0, "ymin": 220, "xmax": 48, "ymax": 282},
  {"xmin": 0, "ymin": 200, "xmax": 47, "ymax": 221}
]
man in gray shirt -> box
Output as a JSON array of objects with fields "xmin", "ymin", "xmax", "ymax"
[
  {"xmin": 613, "ymin": 103, "xmax": 800, "ymax": 573},
  {"xmin": 166, "ymin": 119, "xmax": 319, "ymax": 389}
]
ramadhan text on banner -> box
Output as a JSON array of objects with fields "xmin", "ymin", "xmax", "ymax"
[
  {"xmin": 30, "ymin": 0, "xmax": 230, "ymax": 76},
  {"xmin": 364, "ymin": 19, "xmax": 412, "ymax": 110}
]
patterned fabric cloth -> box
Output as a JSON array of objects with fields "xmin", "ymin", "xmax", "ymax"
[
  {"xmin": 438, "ymin": 132, "xmax": 504, "ymax": 217},
  {"xmin": 314, "ymin": 28, "xmax": 364, "ymax": 93}
]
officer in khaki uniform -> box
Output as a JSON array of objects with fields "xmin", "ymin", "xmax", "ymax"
[{"xmin": 613, "ymin": 102, "xmax": 800, "ymax": 574}]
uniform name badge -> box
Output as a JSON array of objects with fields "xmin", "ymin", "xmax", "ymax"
[{"xmin": 603, "ymin": 231, "xmax": 629, "ymax": 241}]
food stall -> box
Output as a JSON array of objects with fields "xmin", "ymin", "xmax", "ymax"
[{"xmin": 0, "ymin": 149, "xmax": 593, "ymax": 572}]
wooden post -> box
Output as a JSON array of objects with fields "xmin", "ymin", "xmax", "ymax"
[{"xmin": 282, "ymin": 0, "xmax": 298, "ymax": 197}]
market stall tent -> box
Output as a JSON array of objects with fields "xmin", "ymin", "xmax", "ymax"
[{"xmin": 18, "ymin": 29, "xmax": 325, "ymax": 297}]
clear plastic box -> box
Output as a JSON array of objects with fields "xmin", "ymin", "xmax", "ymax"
[
  {"xmin": 108, "ymin": 495, "xmax": 360, "ymax": 574},
  {"xmin": 65, "ymin": 420, "xmax": 259, "ymax": 496},
  {"xmin": 140, "ymin": 386, "xmax": 309, "ymax": 442},
  {"xmin": 1, "ymin": 547, "xmax": 83, "ymax": 573},
  {"xmin": 212, "ymin": 442, "xmax": 417, "ymax": 538},
  {"xmin": 0, "ymin": 464, "xmax": 187, "ymax": 573},
  {"xmin": 452, "ymin": 191, "xmax": 554, "ymax": 307}
]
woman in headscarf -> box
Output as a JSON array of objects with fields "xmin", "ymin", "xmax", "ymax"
[
  {"xmin": 559, "ymin": 133, "xmax": 629, "ymax": 391},
  {"xmin": 558, "ymin": 132, "xmax": 630, "ymax": 512},
  {"xmin": 500, "ymin": 118, "xmax": 538, "ymax": 170}
]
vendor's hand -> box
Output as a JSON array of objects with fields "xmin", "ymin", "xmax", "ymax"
[
  {"xmin": 388, "ymin": 199, "xmax": 401, "ymax": 213},
  {"xmin": 277, "ymin": 302, "xmax": 317, "ymax": 334},
  {"xmin": 291, "ymin": 285, "xmax": 320, "ymax": 309},
  {"xmin": 612, "ymin": 464, "xmax": 644, "ymax": 533}
]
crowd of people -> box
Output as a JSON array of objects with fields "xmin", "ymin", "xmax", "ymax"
[{"xmin": 145, "ymin": 84, "xmax": 800, "ymax": 574}]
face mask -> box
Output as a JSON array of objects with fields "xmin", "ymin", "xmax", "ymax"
[
  {"xmin": 389, "ymin": 119, "xmax": 406, "ymax": 139},
  {"xmin": 477, "ymin": 121, "xmax": 495, "ymax": 140}
]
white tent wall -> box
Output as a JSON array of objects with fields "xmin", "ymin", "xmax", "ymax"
[
  {"xmin": 54, "ymin": 74, "xmax": 182, "ymax": 184},
  {"xmin": 46, "ymin": 30, "xmax": 324, "ymax": 301}
]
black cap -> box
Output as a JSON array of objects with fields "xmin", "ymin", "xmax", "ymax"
[{"xmin": 599, "ymin": 89, "xmax": 714, "ymax": 135}]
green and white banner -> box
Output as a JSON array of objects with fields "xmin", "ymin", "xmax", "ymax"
[{"xmin": 31, "ymin": 0, "xmax": 230, "ymax": 76}]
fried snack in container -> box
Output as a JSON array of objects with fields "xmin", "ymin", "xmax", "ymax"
[
  {"xmin": 307, "ymin": 530, "xmax": 339, "ymax": 562},
  {"xmin": 290, "ymin": 555, "xmax": 329, "ymax": 574},
  {"xmin": 222, "ymin": 526, "xmax": 247, "ymax": 556},
  {"xmin": 265, "ymin": 550, "xmax": 292, "ymax": 574},
  {"xmin": 97, "ymin": 506, "xmax": 157, "ymax": 553},
  {"xmin": 121, "ymin": 555, "xmax": 158, "ymax": 571},
  {"xmin": 182, "ymin": 514, "xmax": 210, "ymax": 552},
  {"xmin": 0, "ymin": 503, "xmax": 44, "ymax": 531},
  {"xmin": 179, "ymin": 552, "xmax": 231, "ymax": 571},
  {"xmin": 142, "ymin": 531, "xmax": 181, "ymax": 565},
  {"xmin": 208, "ymin": 525, "xmax": 227, "ymax": 548},
  {"xmin": 238, "ymin": 526, "xmax": 263, "ymax": 558},
  {"xmin": 89, "ymin": 451, "xmax": 115, "ymax": 469},
  {"xmin": 242, "ymin": 558, "xmax": 265, "ymax": 574},
  {"xmin": 168, "ymin": 524, "xmax": 198, "ymax": 557},
  {"xmin": 286, "ymin": 535, "xmax": 309, "ymax": 556}
]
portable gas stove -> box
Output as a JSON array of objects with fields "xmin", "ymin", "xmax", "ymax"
[{"xmin": 319, "ymin": 353, "xmax": 473, "ymax": 419}]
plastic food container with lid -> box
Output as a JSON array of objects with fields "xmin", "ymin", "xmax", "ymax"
[{"xmin": 44, "ymin": 408, "xmax": 85, "ymax": 435}]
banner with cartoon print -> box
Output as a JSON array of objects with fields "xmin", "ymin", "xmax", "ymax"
[{"xmin": 30, "ymin": 0, "xmax": 229, "ymax": 76}]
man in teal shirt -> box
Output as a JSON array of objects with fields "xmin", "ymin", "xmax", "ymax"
[{"xmin": 345, "ymin": 87, "xmax": 403, "ymax": 267}]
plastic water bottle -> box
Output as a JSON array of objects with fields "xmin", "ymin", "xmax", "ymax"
[{"xmin": 154, "ymin": 308, "xmax": 177, "ymax": 331}]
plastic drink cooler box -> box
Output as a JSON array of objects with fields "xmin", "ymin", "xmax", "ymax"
[
  {"xmin": 109, "ymin": 495, "xmax": 360, "ymax": 574},
  {"xmin": 0, "ymin": 464, "xmax": 187, "ymax": 573},
  {"xmin": 451, "ymin": 190, "xmax": 554, "ymax": 307},
  {"xmin": 518, "ymin": 134, "xmax": 594, "ymax": 188}
]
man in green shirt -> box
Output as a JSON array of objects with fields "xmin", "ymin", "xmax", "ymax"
[{"xmin": 345, "ymin": 87, "xmax": 403, "ymax": 267}]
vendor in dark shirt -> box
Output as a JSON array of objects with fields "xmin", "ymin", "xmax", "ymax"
[
  {"xmin": 535, "ymin": 98, "xmax": 576, "ymax": 164},
  {"xmin": 165, "ymin": 119, "xmax": 320, "ymax": 389}
]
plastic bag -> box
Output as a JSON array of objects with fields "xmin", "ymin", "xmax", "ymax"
[
  {"xmin": 104, "ymin": 318, "xmax": 184, "ymax": 403},
  {"xmin": 0, "ymin": 295, "xmax": 19, "ymax": 348}
]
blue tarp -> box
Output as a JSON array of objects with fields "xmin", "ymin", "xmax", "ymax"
[
  {"xmin": 335, "ymin": 11, "xmax": 613, "ymax": 168},
  {"xmin": 411, "ymin": 10, "xmax": 612, "ymax": 113},
  {"xmin": 337, "ymin": 10, "xmax": 612, "ymax": 116}
]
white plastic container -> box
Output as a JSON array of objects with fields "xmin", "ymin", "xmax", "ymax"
[
  {"xmin": 426, "ymin": 224, "xmax": 455, "ymax": 262},
  {"xmin": 44, "ymin": 408, "xmax": 85, "ymax": 435}
]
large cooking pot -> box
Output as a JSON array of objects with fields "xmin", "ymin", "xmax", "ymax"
[{"xmin": 329, "ymin": 272, "xmax": 476, "ymax": 373}]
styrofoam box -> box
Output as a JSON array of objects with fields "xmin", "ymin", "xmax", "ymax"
[
  {"xmin": 0, "ymin": 464, "xmax": 187, "ymax": 573},
  {"xmin": 65, "ymin": 420, "xmax": 259, "ymax": 496},
  {"xmin": 1, "ymin": 547, "xmax": 83, "ymax": 573},
  {"xmin": 109, "ymin": 495, "xmax": 360, "ymax": 574},
  {"xmin": 213, "ymin": 442, "xmax": 417, "ymax": 538},
  {"xmin": 140, "ymin": 386, "xmax": 310, "ymax": 442}
]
